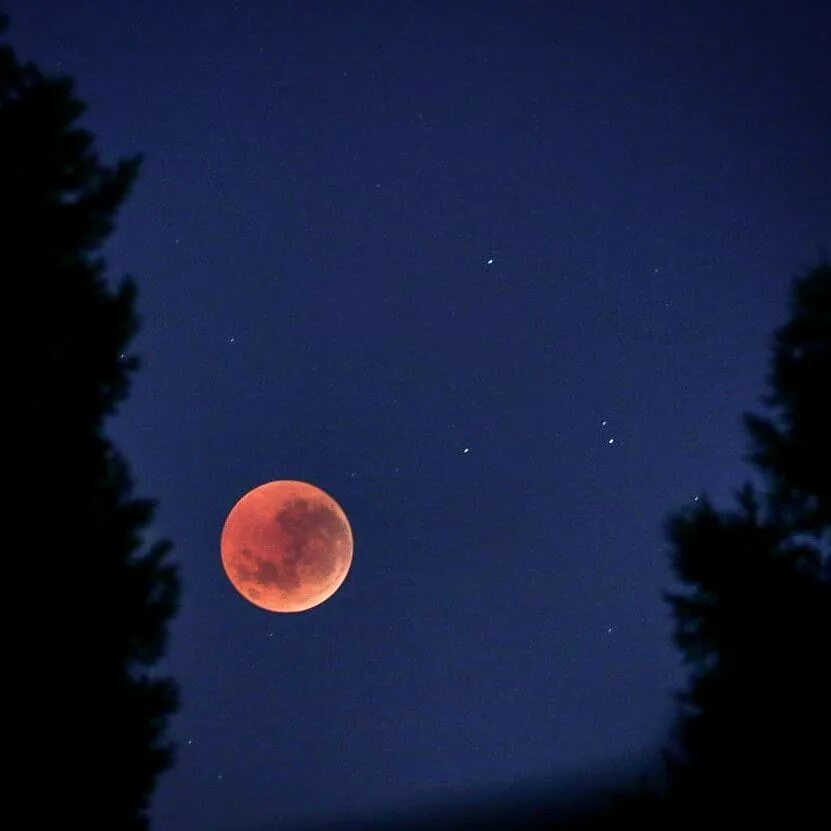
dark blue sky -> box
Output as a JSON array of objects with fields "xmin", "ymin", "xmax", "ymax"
[{"xmin": 8, "ymin": 2, "xmax": 830, "ymax": 829}]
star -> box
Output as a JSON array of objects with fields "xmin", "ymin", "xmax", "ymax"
[
  {"xmin": 486, "ymin": 258, "xmax": 494, "ymax": 265},
  {"xmin": 601, "ymin": 420, "xmax": 607, "ymax": 426},
  {"xmin": 608, "ymin": 438, "xmax": 615, "ymax": 445},
  {"xmin": 462, "ymin": 447, "xmax": 470, "ymax": 454},
  {"xmin": 229, "ymin": 337, "xmax": 235, "ymax": 343}
]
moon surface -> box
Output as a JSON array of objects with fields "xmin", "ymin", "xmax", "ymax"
[{"xmin": 220, "ymin": 480, "xmax": 353, "ymax": 612}]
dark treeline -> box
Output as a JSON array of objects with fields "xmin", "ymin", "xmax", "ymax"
[
  {"xmin": 653, "ymin": 261, "xmax": 830, "ymax": 827},
  {"xmin": 2, "ymin": 15, "xmax": 179, "ymax": 831},
  {"xmin": 586, "ymin": 260, "xmax": 831, "ymax": 829}
]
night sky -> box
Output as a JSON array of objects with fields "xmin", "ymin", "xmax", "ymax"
[{"xmin": 8, "ymin": 2, "xmax": 830, "ymax": 830}]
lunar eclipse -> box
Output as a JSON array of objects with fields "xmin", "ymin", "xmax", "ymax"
[{"xmin": 220, "ymin": 480, "xmax": 353, "ymax": 612}]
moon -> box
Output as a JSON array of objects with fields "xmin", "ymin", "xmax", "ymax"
[{"xmin": 220, "ymin": 480, "xmax": 353, "ymax": 612}]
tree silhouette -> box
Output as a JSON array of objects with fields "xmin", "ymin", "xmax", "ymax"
[
  {"xmin": 744, "ymin": 266, "xmax": 831, "ymax": 537},
  {"xmin": 663, "ymin": 263, "xmax": 830, "ymax": 826},
  {"xmin": 2, "ymin": 15, "xmax": 179, "ymax": 830}
]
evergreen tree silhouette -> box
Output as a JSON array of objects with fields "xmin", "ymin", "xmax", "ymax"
[
  {"xmin": 663, "ymin": 263, "xmax": 830, "ymax": 826},
  {"xmin": 2, "ymin": 15, "xmax": 179, "ymax": 830},
  {"xmin": 744, "ymin": 265, "xmax": 831, "ymax": 537}
]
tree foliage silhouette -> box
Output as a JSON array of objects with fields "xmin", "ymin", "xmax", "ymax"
[
  {"xmin": 663, "ymin": 263, "xmax": 830, "ymax": 825},
  {"xmin": 2, "ymin": 15, "xmax": 179, "ymax": 830}
]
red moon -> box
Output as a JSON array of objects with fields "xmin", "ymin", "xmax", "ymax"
[{"xmin": 220, "ymin": 480, "xmax": 353, "ymax": 612}]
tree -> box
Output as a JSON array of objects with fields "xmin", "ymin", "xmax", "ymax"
[
  {"xmin": 745, "ymin": 265, "xmax": 831, "ymax": 538},
  {"xmin": 663, "ymin": 263, "xmax": 830, "ymax": 826},
  {"xmin": 2, "ymin": 15, "xmax": 179, "ymax": 830}
]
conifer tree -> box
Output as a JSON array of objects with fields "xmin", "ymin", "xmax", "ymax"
[
  {"xmin": 664, "ymin": 263, "xmax": 830, "ymax": 825},
  {"xmin": 2, "ymin": 15, "xmax": 179, "ymax": 830}
]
